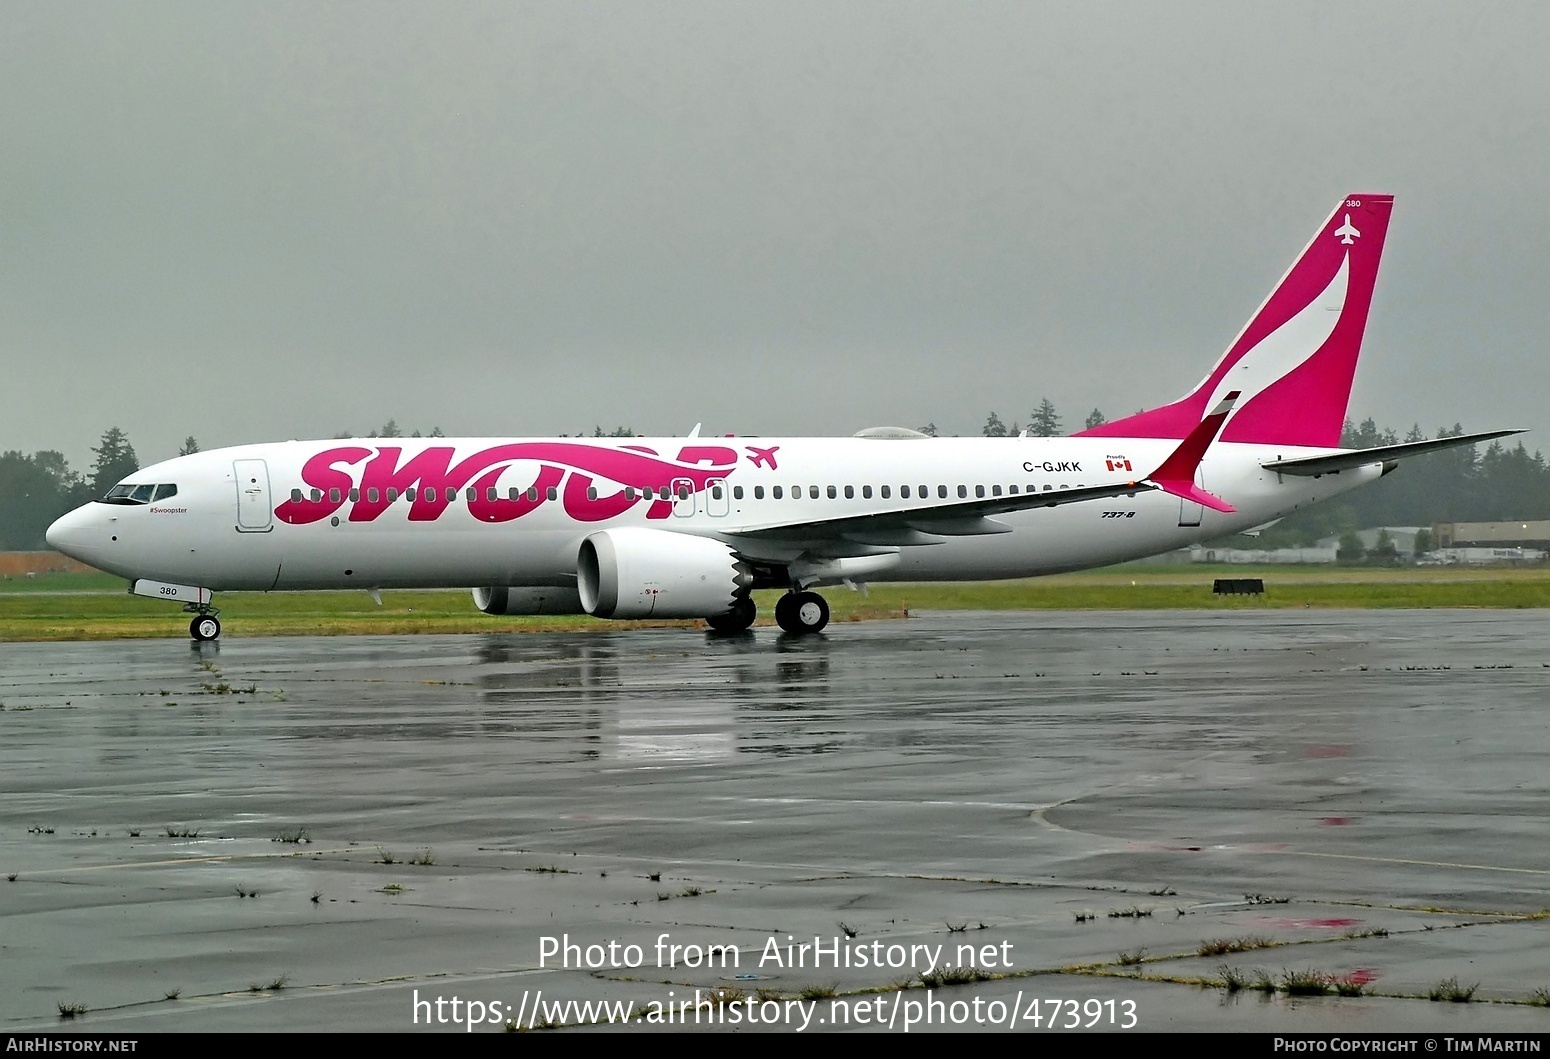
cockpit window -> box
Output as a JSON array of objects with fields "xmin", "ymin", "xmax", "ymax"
[{"xmin": 100, "ymin": 482, "xmax": 179, "ymax": 506}]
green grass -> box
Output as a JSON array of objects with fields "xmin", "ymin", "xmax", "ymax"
[
  {"xmin": 0, "ymin": 571, "xmax": 128, "ymax": 593},
  {"xmin": 1, "ymin": 566, "xmax": 1546, "ymax": 641}
]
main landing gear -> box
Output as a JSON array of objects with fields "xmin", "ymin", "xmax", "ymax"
[
  {"xmin": 774, "ymin": 590, "xmax": 829, "ymax": 634},
  {"xmin": 706, "ymin": 595, "xmax": 757, "ymax": 634},
  {"xmin": 186, "ymin": 604, "xmax": 222, "ymax": 642},
  {"xmin": 704, "ymin": 590, "xmax": 830, "ymax": 635}
]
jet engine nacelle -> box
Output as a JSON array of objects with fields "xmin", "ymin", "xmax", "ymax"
[
  {"xmin": 577, "ymin": 527, "xmax": 752, "ymax": 619},
  {"xmin": 472, "ymin": 585, "xmax": 585, "ymax": 615}
]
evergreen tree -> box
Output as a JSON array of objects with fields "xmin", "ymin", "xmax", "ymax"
[
  {"xmin": 89, "ymin": 427, "xmax": 138, "ymax": 498},
  {"xmin": 982, "ymin": 412, "xmax": 1009, "ymax": 437},
  {"xmin": 178, "ymin": 436, "xmax": 200, "ymax": 456},
  {"xmin": 1337, "ymin": 530, "xmax": 1366, "ymax": 564},
  {"xmin": 1028, "ymin": 399, "xmax": 1062, "ymax": 436},
  {"xmin": 916, "ymin": 423, "xmax": 939, "ymax": 437},
  {"xmin": 0, "ymin": 451, "xmax": 84, "ymax": 549},
  {"xmin": 1084, "ymin": 408, "xmax": 1107, "ymax": 430},
  {"xmin": 1370, "ymin": 528, "xmax": 1398, "ymax": 564}
]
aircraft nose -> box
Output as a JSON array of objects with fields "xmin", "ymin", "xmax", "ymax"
[{"xmin": 46, "ymin": 505, "xmax": 101, "ymax": 562}]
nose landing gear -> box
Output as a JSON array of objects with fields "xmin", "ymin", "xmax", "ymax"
[
  {"xmin": 774, "ymin": 590, "xmax": 829, "ymax": 634},
  {"xmin": 185, "ymin": 604, "xmax": 222, "ymax": 641}
]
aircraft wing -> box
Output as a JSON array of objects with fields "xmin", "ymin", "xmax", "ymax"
[
  {"xmin": 719, "ymin": 478, "xmax": 1161, "ymax": 557},
  {"xmin": 1261, "ymin": 429, "xmax": 1523, "ymax": 477},
  {"xmin": 718, "ymin": 393, "xmax": 1244, "ymax": 563}
]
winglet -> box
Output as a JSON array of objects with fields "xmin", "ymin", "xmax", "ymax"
[{"xmin": 1146, "ymin": 391, "xmax": 1239, "ymax": 513}]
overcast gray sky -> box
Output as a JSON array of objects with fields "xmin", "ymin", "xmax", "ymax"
[{"xmin": 3, "ymin": 1, "xmax": 1546, "ymax": 470}]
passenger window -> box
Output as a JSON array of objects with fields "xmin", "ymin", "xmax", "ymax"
[
  {"xmin": 754, "ymin": 486, "xmax": 764, "ymax": 499},
  {"xmin": 772, "ymin": 486, "xmax": 783, "ymax": 499},
  {"xmin": 938, "ymin": 485, "xmax": 948, "ymax": 498},
  {"xmin": 826, "ymin": 485, "xmax": 837, "ymax": 499},
  {"xmin": 713, "ymin": 485, "xmax": 724, "ymax": 500},
  {"xmin": 900, "ymin": 485, "xmax": 910, "ymax": 498},
  {"xmin": 588, "ymin": 486, "xmax": 598, "ymax": 500},
  {"xmin": 311, "ymin": 488, "xmax": 322, "ymax": 502},
  {"xmin": 919, "ymin": 484, "xmax": 928, "ymax": 497},
  {"xmin": 547, "ymin": 486, "xmax": 558, "ymax": 501},
  {"xmin": 528, "ymin": 487, "xmax": 539, "ymax": 502},
  {"xmin": 809, "ymin": 485, "xmax": 819, "ymax": 499},
  {"xmin": 992, "ymin": 485, "xmax": 1002, "ymax": 496},
  {"xmin": 733, "ymin": 485, "xmax": 743, "ymax": 500},
  {"xmin": 405, "ymin": 487, "xmax": 418, "ymax": 501},
  {"xmin": 975, "ymin": 485, "xmax": 985, "ymax": 498},
  {"xmin": 466, "ymin": 488, "xmax": 476, "ymax": 502},
  {"xmin": 844, "ymin": 485, "xmax": 854, "ymax": 499},
  {"xmin": 291, "ymin": 488, "xmax": 303, "ymax": 503},
  {"xmin": 677, "ymin": 485, "xmax": 690, "ymax": 500},
  {"xmin": 625, "ymin": 487, "xmax": 636, "ymax": 500},
  {"xmin": 329, "ymin": 487, "xmax": 342, "ymax": 503},
  {"xmin": 387, "ymin": 488, "xmax": 399, "ymax": 502},
  {"xmin": 861, "ymin": 485, "xmax": 871, "ymax": 499},
  {"xmin": 349, "ymin": 488, "xmax": 360, "ymax": 502},
  {"xmin": 1009, "ymin": 484, "xmax": 1018, "ymax": 494},
  {"xmin": 486, "ymin": 487, "xmax": 497, "ymax": 502},
  {"xmin": 880, "ymin": 485, "xmax": 889, "ymax": 499}
]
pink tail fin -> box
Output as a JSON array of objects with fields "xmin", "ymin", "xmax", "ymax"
[{"xmin": 1078, "ymin": 195, "xmax": 1394, "ymax": 447}]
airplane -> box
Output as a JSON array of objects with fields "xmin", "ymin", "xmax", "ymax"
[{"xmin": 46, "ymin": 193, "xmax": 1518, "ymax": 641}]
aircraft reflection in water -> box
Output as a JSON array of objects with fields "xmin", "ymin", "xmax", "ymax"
[{"xmin": 474, "ymin": 634, "xmax": 835, "ymax": 765}]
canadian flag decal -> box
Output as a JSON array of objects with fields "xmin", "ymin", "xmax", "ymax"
[{"xmin": 1105, "ymin": 455, "xmax": 1133, "ymax": 472}]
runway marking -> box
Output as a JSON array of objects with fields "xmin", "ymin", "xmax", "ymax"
[
  {"xmin": 1264, "ymin": 848, "xmax": 1550, "ymax": 876},
  {"xmin": 23, "ymin": 847, "xmax": 360, "ymax": 875}
]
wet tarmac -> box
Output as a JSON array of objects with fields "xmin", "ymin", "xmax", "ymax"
[{"xmin": 3, "ymin": 610, "xmax": 1549, "ymax": 1033}]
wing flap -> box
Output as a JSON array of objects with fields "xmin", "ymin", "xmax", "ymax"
[{"xmin": 903, "ymin": 516, "xmax": 1013, "ymax": 536}]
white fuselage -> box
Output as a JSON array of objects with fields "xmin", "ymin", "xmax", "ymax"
[{"xmin": 46, "ymin": 434, "xmax": 1379, "ymax": 592}]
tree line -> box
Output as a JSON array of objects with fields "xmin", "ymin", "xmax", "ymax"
[
  {"xmin": 3, "ymin": 414, "xmax": 1546, "ymax": 552},
  {"xmin": 0, "ymin": 421, "xmax": 434, "ymax": 550}
]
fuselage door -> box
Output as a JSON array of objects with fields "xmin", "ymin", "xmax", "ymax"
[
  {"xmin": 671, "ymin": 477, "xmax": 696, "ymax": 518},
  {"xmin": 706, "ymin": 478, "xmax": 729, "ymax": 517},
  {"xmin": 234, "ymin": 459, "xmax": 274, "ymax": 532}
]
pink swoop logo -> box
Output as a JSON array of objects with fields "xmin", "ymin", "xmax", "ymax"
[{"xmin": 274, "ymin": 443, "xmax": 739, "ymax": 525}]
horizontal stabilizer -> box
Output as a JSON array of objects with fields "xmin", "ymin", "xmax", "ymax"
[{"xmin": 1262, "ymin": 429, "xmax": 1524, "ymax": 477}]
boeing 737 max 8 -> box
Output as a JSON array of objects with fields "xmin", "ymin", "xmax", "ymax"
[{"xmin": 46, "ymin": 194, "xmax": 1517, "ymax": 640}]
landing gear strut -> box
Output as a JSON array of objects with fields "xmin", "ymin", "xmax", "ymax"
[
  {"xmin": 185, "ymin": 604, "xmax": 222, "ymax": 642},
  {"xmin": 706, "ymin": 595, "xmax": 757, "ymax": 633},
  {"xmin": 774, "ymin": 590, "xmax": 829, "ymax": 634}
]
